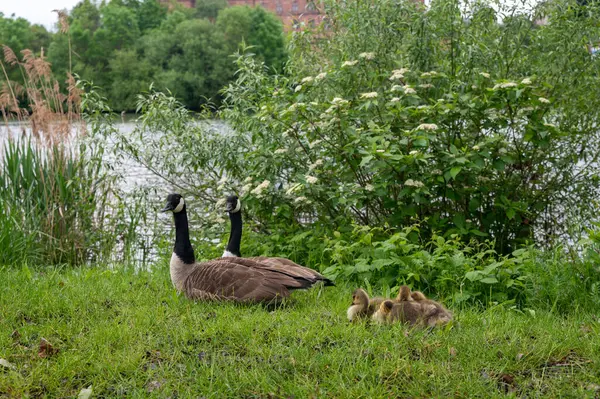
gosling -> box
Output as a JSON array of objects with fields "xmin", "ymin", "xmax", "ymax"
[
  {"xmin": 347, "ymin": 288, "xmax": 386, "ymax": 322},
  {"xmin": 371, "ymin": 299, "xmax": 426, "ymax": 325},
  {"xmin": 410, "ymin": 290, "xmax": 453, "ymax": 327}
]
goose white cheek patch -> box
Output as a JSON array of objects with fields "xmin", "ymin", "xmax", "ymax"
[
  {"xmin": 173, "ymin": 197, "xmax": 185, "ymax": 213},
  {"xmin": 231, "ymin": 200, "xmax": 241, "ymax": 213}
]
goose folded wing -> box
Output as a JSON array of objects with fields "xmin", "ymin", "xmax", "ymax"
[
  {"xmin": 248, "ymin": 256, "xmax": 334, "ymax": 285},
  {"xmin": 182, "ymin": 260, "xmax": 307, "ymax": 303}
]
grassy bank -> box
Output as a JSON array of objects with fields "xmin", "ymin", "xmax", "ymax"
[{"xmin": 1, "ymin": 265, "xmax": 599, "ymax": 398}]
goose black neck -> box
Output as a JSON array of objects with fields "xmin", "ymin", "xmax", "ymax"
[
  {"xmin": 173, "ymin": 208, "xmax": 195, "ymax": 264},
  {"xmin": 226, "ymin": 210, "xmax": 242, "ymax": 257}
]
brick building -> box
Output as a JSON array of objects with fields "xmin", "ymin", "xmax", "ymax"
[{"xmin": 162, "ymin": 0, "xmax": 324, "ymax": 30}]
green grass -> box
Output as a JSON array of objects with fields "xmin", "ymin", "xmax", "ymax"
[{"xmin": 1, "ymin": 265, "xmax": 599, "ymax": 398}]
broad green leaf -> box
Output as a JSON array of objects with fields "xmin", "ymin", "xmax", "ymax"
[
  {"xmin": 480, "ymin": 277, "xmax": 499, "ymax": 284},
  {"xmin": 465, "ymin": 271, "xmax": 481, "ymax": 281},
  {"xmin": 449, "ymin": 167, "xmax": 461, "ymax": 179}
]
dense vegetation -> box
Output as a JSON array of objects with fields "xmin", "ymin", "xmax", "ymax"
[{"xmin": 0, "ymin": 0, "xmax": 286, "ymax": 111}]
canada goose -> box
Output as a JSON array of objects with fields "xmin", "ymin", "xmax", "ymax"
[
  {"xmin": 346, "ymin": 288, "xmax": 385, "ymax": 322},
  {"xmin": 162, "ymin": 193, "xmax": 330, "ymax": 303},
  {"xmin": 410, "ymin": 290, "xmax": 453, "ymax": 327},
  {"xmin": 222, "ymin": 195, "xmax": 333, "ymax": 285}
]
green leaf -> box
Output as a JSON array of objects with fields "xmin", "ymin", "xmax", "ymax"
[
  {"xmin": 371, "ymin": 259, "xmax": 395, "ymax": 270},
  {"xmin": 493, "ymin": 159, "xmax": 505, "ymax": 171},
  {"xmin": 413, "ymin": 138, "xmax": 428, "ymax": 147},
  {"xmin": 480, "ymin": 277, "xmax": 499, "ymax": 284},
  {"xmin": 506, "ymin": 208, "xmax": 516, "ymax": 220},
  {"xmin": 360, "ymin": 155, "xmax": 374, "ymax": 167},
  {"xmin": 465, "ymin": 271, "xmax": 481, "ymax": 281},
  {"xmin": 449, "ymin": 167, "xmax": 461, "ymax": 179}
]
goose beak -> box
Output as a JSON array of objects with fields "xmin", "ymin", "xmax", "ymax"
[
  {"xmin": 161, "ymin": 203, "xmax": 174, "ymax": 212},
  {"xmin": 225, "ymin": 203, "xmax": 233, "ymax": 212}
]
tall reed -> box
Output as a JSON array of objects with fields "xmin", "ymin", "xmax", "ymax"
[
  {"xmin": 0, "ymin": 35, "xmax": 127, "ymax": 266},
  {"xmin": 0, "ymin": 139, "xmax": 115, "ymax": 265}
]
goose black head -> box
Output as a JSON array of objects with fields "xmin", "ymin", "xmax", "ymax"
[
  {"xmin": 225, "ymin": 195, "xmax": 241, "ymax": 213},
  {"xmin": 162, "ymin": 193, "xmax": 185, "ymax": 213}
]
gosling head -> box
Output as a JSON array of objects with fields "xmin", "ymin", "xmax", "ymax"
[
  {"xmin": 225, "ymin": 195, "xmax": 241, "ymax": 213},
  {"xmin": 411, "ymin": 291, "xmax": 428, "ymax": 302},
  {"xmin": 162, "ymin": 193, "xmax": 185, "ymax": 213},
  {"xmin": 351, "ymin": 288, "xmax": 369, "ymax": 306},
  {"xmin": 397, "ymin": 285, "xmax": 413, "ymax": 302}
]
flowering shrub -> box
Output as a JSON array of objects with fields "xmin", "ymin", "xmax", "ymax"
[{"xmin": 220, "ymin": 51, "xmax": 599, "ymax": 255}]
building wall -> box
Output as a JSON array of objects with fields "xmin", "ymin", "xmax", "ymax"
[
  {"xmin": 162, "ymin": 0, "xmax": 324, "ymax": 31},
  {"xmin": 228, "ymin": 0, "xmax": 324, "ymax": 30}
]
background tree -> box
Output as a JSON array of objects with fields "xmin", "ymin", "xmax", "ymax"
[{"xmin": 195, "ymin": 0, "xmax": 228, "ymax": 20}]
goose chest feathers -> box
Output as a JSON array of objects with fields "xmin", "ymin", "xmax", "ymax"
[{"xmin": 162, "ymin": 193, "xmax": 332, "ymax": 303}]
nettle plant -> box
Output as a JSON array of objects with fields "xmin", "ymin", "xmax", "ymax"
[{"xmin": 221, "ymin": 52, "xmax": 591, "ymax": 254}]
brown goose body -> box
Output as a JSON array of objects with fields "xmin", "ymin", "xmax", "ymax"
[
  {"xmin": 163, "ymin": 193, "xmax": 330, "ymax": 303},
  {"xmin": 171, "ymin": 255, "xmax": 321, "ymax": 303}
]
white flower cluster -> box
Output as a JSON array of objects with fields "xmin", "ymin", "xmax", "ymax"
[
  {"xmin": 359, "ymin": 52, "xmax": 375, "ymax": 60},
  {"xmin": 305, "ymin": 175, "xmax": 318, "ymax": 184},
  {"xmin": 404, "ymin": 179, "xmax": 425, "ymax": 188},
  {"xmin": 301, "ymin": 76, "xmax": 314, "ymax": 83},
  {"xmin": 316, "ymin": 72, "xmax": 327, "ymax": 80},
  {"xmin": 391, "ymin": 85, "xmax": 403, "ymax": 92},
  {"xmin": 539, "ymin": 97, "xmax": 551, "ymax": 104},
  {"xmin": 390, "ymin": 97, "xmax": 400, "ymax": 103},
  {"xmin": 309, "ymin": 159, "xmax": 323, "ymax": 170},
  {"xmin": 479, "ymin": 72, "xmax": 491, "ymax": 78},
  {"xmin": 274, "ymin": 148, "xmax": 288, "ymax": 154},
  {"xmin": 390, "ymin": 69, "xmax": 404, "ymax": 81},
  {"xmin": 521, "ymin": 77, "xmax": 532, "ymax": 85},
  {"xmin": 420, "ymin": 71, "xmax": 438, "ymax": 78},
  {"xmin": 389, "ymin": 69, "xmax": 406, "ymax": 81},
  {"xmin": 416, "ymin": 123, "xmax": 438, "ymax": 131},
  {"xmin": 295, "ymin": 85, "xmax": 303, "ymax": 92},
  {"xmin": 404, "ymin": 86, "xmax": 416, "ymax": 95},
  {"xmin": 365, "ymin": 183, "xmax": 375, "ymax": 192},
  {"xmin": 419, "ymin": 83, "xmax": 434, "ymax": 89},
  {"xmin": 331, "ymin": 97, "xmax": 349, "ymax": 106},
  {"xmin": 342, "ymin": 60, "xmax": 358, "ymax": 67},
  {"xmin": 215, "ymin": 198, "xmax": 226, "ymax": 208},
  {"xmin": 251, "ymin": 180, "xmax": 271, "ymax": 196},
  {"xmin": 360, "ymin": 92, "xmax": 378, "ymax": 99},
  {"xmin": 492, "ymin": 82, "xmax": 518, "ymax": 90}
]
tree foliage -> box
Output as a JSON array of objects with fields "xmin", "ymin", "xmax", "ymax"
[{"xmin": 2, "ymin": 0, "xmax": 287, "ymax": 111}]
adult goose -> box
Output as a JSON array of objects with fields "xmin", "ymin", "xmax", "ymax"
[
  {"xmin": 222, "ymin": 195, "xmax": 333, "ymax": 285},
  {"xmin": 161, "ymin": 193, "xmax": 330, "ymax": 303}
]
